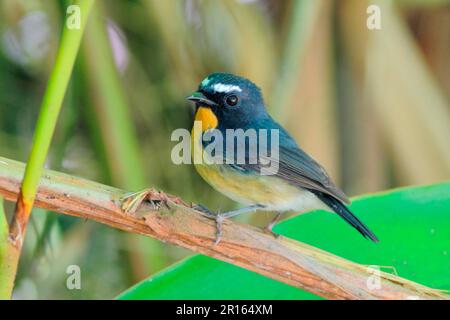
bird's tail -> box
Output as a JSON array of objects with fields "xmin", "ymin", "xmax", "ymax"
[{"xmin": 312, "ymin": 191, "xmax": 379, "ymax": 243}]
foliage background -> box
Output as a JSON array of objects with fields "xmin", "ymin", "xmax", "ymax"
[{"xmin": 0, "ymin": 0, "xmax": 448, "ymax": 299}]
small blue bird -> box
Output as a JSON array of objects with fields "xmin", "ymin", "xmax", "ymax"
[{"xmin": 187, "ymin": 72, "xmax": 379, "ymax": 244}]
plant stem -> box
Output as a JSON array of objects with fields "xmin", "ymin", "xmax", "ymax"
[
  {"xmin": 0, "ymin": 156, "xmax": 447, "ymax": 300},
  {"xmin": 4, "ymin": 0, "xmax": 94, "ymax": 298}
]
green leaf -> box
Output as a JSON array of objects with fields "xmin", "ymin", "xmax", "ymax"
[{"xmin": 117, "ymin": 183, "xmax": 450, "ymax": 299}]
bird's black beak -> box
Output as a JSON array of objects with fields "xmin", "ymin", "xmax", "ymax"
[{"xmin": 186, "ymin": 92, "xmax": 217, "ymax": 107}]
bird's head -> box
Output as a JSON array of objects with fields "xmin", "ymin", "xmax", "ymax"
[{"xmin": 187, "ymin": 73, "xmax": 267, "ymax": 131}]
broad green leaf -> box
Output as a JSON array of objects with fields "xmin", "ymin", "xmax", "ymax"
[{"xmin": 118, "ymin": 183, "xmax": 450, "ymax": 299}]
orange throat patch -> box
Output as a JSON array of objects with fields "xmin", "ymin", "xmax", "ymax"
[{"xmin": 194, "ymin": 106, "xmax": 218, "ymax": 131}]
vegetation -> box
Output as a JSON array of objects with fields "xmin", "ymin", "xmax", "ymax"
[
  {"xmin": 0, "ymin": 0, "xmax": 448, "ymax": 299},
  {"xmin": 118, "ymin": 183, "xmax": 450, "ymax": 299}
]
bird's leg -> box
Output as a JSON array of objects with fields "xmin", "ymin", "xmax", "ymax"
[
  {"xmin": 193, "ymin": 204, "xmax": 263, "ymax": 245},
  {"xmin": 219, "ymin": 205, "xmax": 264, "ymax": 219},
  {"xmin": 263, "ymin": 212, "xmax": 283, "ymax": 238},
  {"xmin": 214, "ymin": 205, "xmax": 264, "ymax": 245},
  {"xmin": 191, "ymin": 203, "xmax": 215, "ymax": 216},
  {"xmin": 191, "ymin": 204, "xmax": 223, "ymax": 245}
]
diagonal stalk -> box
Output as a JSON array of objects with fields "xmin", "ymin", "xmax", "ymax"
[
  {"xmin": 0, "ymin": 156, "xmax": 447, "ymax": 300},
  {"xmin": 2, "ymin": 0, "xmax": 94, "ymax": 299}
]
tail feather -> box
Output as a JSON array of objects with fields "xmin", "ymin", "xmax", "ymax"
[{"xmin": 312, "ymin": 191, "xmax": 379, "ymax": 243}]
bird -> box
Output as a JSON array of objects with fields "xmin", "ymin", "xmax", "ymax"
[{"xmin": 186, "ymin": 72, "xmax": 379, "ymax": 245}]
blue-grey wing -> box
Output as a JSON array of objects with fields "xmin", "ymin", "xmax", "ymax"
[
  {"xmin": 270, "ymin": 143, "xmax": 349, "ymax": 204},
  {"xmin": 224, "ymin": 120, "xmax": 350, "ymax": 204}
]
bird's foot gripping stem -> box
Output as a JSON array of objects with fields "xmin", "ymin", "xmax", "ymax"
[
  {"xmin": 192, "ymin": 204, "xmax": 263, "ymax": 246},
  {"xmin": 191, "ymin": 204, "xmax": 224, "ymax": 246},
  {"xmin": 263, "ymin": 212, "xmax": 283, "ymax": 239}
]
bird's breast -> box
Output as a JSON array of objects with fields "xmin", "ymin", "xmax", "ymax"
[
  {"xmin": 190, "ymin": 125, "xmax": 327, "ymax": 212},
  {"xmin": 196, "ymin": 162, "xmax": 325, "ymax": 212}
]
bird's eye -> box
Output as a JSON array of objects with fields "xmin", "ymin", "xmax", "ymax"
[{"xmin": 225, "ymin": 95, "xmax": 239, "ymax": 107}]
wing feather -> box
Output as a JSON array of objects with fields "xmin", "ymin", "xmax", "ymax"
[{"xmin": 221, "ymin": 119, "xmax": 350, "ymax": 204}]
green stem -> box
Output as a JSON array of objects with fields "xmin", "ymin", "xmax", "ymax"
[
  {"xmin": 4, "ymin": 0, "xmax": 94, "ymax": 298},
  {"xmin": 21, "ymin": 0, "xmax": 94, "ymax": 204}
]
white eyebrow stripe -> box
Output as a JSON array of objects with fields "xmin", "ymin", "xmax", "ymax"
[{"xmin": 211, "ymin": 83, "xmax": 242, "ymax": 93}]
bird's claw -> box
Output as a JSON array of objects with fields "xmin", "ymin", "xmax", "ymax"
[
  {"xmin": 263, "ymin": 212, "xmax": 283, "ymax": 239},
  {"xmin": 263, "ymin": 226, "xmax": 281, "ymax": 239},
  {"xmin": 214, "ymin": 213, "xmax": 224, "ymax": 246},
  {"xmin": 192, "ymin": 204, "xmax": 224, "ymax": 245}
]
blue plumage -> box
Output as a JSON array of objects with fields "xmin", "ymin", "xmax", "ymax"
[{"xmin": 188, "ymin": 72, "xmax": 379, "ymax": 243}]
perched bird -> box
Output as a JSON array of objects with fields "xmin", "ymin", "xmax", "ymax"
[{"xmin": 187, "ymin": 72, "xmax": 378, "ymax": 244}]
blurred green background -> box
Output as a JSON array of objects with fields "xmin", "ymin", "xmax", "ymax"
[{"xmin": 0, "ymin": 0, "xmax": 448, "ymax": 299}]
